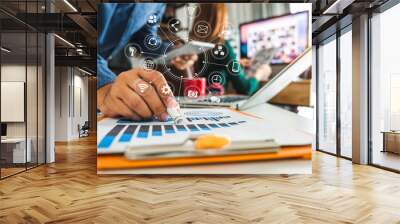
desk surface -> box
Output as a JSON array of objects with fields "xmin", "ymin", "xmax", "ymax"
[
  {"xmin": 1, "ymin": 138, "xmax": 26, "ymax": 143},
  {"xmin": 381, "ymin": 131, "xmax": 400, "ymax": 134},
  {"xmin": 245, "ymin": 103, "xmax": 313, "ymax": 135},
  {"xmin": 97, "ymin": 103, "xmax": 313, "ymax": 175}
]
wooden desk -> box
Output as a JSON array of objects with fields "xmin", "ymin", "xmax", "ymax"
[
  {"xmin": 382, "ymin": 131, "xmax": 400, "ymax": 154},
  {"xmin": 1, "ymin": 138, "xmax": 31, "ymax": 164},
  {"xmin": 269, "ymin": 80, "xmax": 311, "ymax": 107}
]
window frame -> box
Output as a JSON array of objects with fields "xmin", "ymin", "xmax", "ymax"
[
  {"xmin": 0, "ymin": 1, "xmax": 48, "ymax": 180},
  {"xmin": 367, "ymin": 0, "xmax": 400, "ymax": 173},
  {"xmin": 315, "ymin": 22, "xmax": 353, "ymax": 161}
]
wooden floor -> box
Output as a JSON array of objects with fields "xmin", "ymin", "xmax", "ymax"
[
  {"xmin": 1, "ymin": 167, "xmax": 25, "ymax": 178},
  {"xmin": 373, "ymin": 151, "xmax": 400, "ymax": 171},
  {"xmin": 0, "ymin": 135, "xmax": 400, "ymax": 224}
]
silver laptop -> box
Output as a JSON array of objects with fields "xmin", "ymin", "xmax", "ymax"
[{"xmin": 178, "ymin": 47, "xmax": 312, "ymax": 111}]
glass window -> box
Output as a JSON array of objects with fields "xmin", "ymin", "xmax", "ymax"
[
  {"xmin": 0, "ymin": 0, "xmax": 46, "ymax": 179},
  {"xmin": 1, "ymin": 30, "xmax": 28, "ymax": 178},
  {"xmin": 317, "ymin": 36, "xmax": 337, "ymax": 154},
  {"xmin": 371, "ymin": 3, "xmax": 400, "ymax": 171},
  {"xmin": 339, "ymin": 28, "xmax": 352, "ymax": 158}
]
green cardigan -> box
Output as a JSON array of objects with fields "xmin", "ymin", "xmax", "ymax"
[{"xmin": 197, "ymin": 40, "xmax": 260, "ymax": 96}]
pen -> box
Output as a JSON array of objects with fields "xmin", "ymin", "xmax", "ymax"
[{"xmin": 166, "ymin": 96, "xmax": 185, "ymax": 124}]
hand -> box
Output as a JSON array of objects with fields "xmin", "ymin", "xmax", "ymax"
[
  {"xmin": 249, "ymin": 64, "xmax": 272, "ymax": 81},
  {"xmin": 170, "ymin": 54, "xmax": 198, "ymax": 70},
  {"xmin": 97, "ymin": 68, "xmax": 175, "ymax": 121},
  {"xmin": 239, "ymin": 58, "xmax": 251, "ymax": 68}
]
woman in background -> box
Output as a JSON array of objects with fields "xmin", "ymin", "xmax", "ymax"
[{"xmin": 186, "ymin": 3, "xmax": 272, "ymax": 96}]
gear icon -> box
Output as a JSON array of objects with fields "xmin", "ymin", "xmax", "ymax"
[
  {"xmin": 147, "ymin": 14, "xmax": 158, "ymax": 25},
  {"xmin": 160, "ymin": 84, "xmax": 172, "ymax": 96}
]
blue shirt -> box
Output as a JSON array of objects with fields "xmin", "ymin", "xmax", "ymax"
[{"xmin": 97, "ymin": 3, "xmax": 166, "ymax": 88}]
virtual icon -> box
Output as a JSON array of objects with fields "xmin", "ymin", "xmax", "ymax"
[
  {"xmin": 168, "ymin": 18, "xmax": 181, "ymax": 33},
  {"xmin": 148, "ymin": 37, "xmax": 157, "ymax": 46},
  {"xmin": 208, "ymin": 72, "xmax": 225, "ymax": 86},
  {"xmin": 187, "ymin": 90, "xmax": 198, "ymax": 98},
  {"xmin": 147, "ymin": 14, "xmax": 158, "ymax": 25},
  {"xmin": 196, "ymin": 24, "xmax": 209, "ymax": 34},
  {"xmin": 228, "ymin": 60, "xmax": 241, "ymax": 75},
  {"xmin": 212, "ymin": 44, "xmax": 228, "ymax": 59},
  {"xmin": 212, "ymin": 75, "xmax": 221, "ymax": 82},
  {"xmin": 145, "ymin": 35, "xmax": 161, "ymax": 49},
  {"xmin": 124, "ymin": 44, "xmax": 141, "ymax": 58},
  {"xmin": 231, "ymin": 61, "xmax": 240, "ymax": 73},
  {"xmin": 193, "ymin": 21, "xmax": 210, "ymax": 37},
  {"xmin": 143, "ymin": 58, "xmax": 155, "ymax": 70},
  {"xmin": 212, "ymin": 75, "xmax": 221, "ymax": 83},
  {"xmin": 214, "ymin": 46, "xmax": 225, "ymax": 56},
  {"xmin": 128, "ymin": 46, "xmax": 137, "ymax": 57},
  {"xmin": 184, "ymin": 86, "xmax": 201, "ymax": 99},
  {"xmin": 160, "ymin": 84, "xmax": 172, "ymax": 96},
  {"xmin": 137, "ymin": 83, "xmax": 149, "ymax": 94}
]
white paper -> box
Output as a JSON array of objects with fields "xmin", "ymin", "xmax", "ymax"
[{"xmin": 99, "ymin": 108, "xmax": 259, "ymax": 154}]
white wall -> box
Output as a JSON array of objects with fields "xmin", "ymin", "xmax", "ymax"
[
  {"xmin": 1, "ymin": 64, "xmax": 46, "ymax": 163},
  {"xmin": 72, "ymin": 73, "xmax": 89, "ymax": 138},
  {"xmin": 1, "ymin": 65, "xmax": 26, "ymax": 139},
  {"xmin": 0, "ymin": 65, "xmax": 41, "ymax": 138},
  {"xmin": 55, "ymin": 67, "xmax": 70, "ymax": 141},
  {"xmin": 54, "ymin": 67, "xmax": 89, "ymax": 141}
]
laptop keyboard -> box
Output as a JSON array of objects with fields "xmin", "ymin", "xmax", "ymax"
[{"xmin": 199, "ymin": 95, "xmax": 248, "ymax": 103}]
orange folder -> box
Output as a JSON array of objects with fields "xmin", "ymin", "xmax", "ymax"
[{"xmin": 97, "ymin": 145, "xmax": 311, "ymax": 170}]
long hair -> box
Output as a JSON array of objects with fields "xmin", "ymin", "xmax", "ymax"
[{"xmin": 189, "ymin": 3, "xmax": 227, "ymax": 43}]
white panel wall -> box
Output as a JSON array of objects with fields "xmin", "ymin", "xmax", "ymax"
[
  {"xmin": 1, "ymin": 64, "xmax": 44, "ymax": 164},
  {"xmin": 54, "ymin": 67, "xmax": 89, "ymax": 141},
  {"xmin": 1, "ymin": 65, "xmax": 26, "ymax": 138},
  {"xmin": 55, "ymin": 67, "xmax": 70, "ymax": 141},
  {"xmin": 1, "ymin": 82, "xmax": 25, "ymax": 122}
]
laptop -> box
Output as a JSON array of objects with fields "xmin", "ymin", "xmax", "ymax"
[{"xmin": 179, "ymin": 47, "xmax": 312, "ymax": 111}]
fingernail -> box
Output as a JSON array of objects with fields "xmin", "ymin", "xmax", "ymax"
[
  {"xmin": 160, "ymin": 112, "xmax": 169, "ymax": 121},
  {"xmin": 166, "ymin": 96, "xmax": 178, "ymax": 107}
]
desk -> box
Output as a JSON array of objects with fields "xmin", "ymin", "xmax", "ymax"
[
  {"xmin": 270, "ymin": 80, "xmax": 311, "ymax": 106},
  {"xmin": 1, "ymin": 138, "xmax": 31, "ymax": 164},
  {"xmin": 98, "ymin": 103, "xmax": 313, "ymax": 175},
  {"xmin": 244, "ymin": 103, "xmax": 313, "ymax": 135},
  {"xmin": 382, "ymin": 131, "xmax": 400, "ymax": 154}
]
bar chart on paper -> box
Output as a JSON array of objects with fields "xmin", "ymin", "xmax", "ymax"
[{"xmin": 97, "ymin": 108, "xmax": 260, "ymax": 154}]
